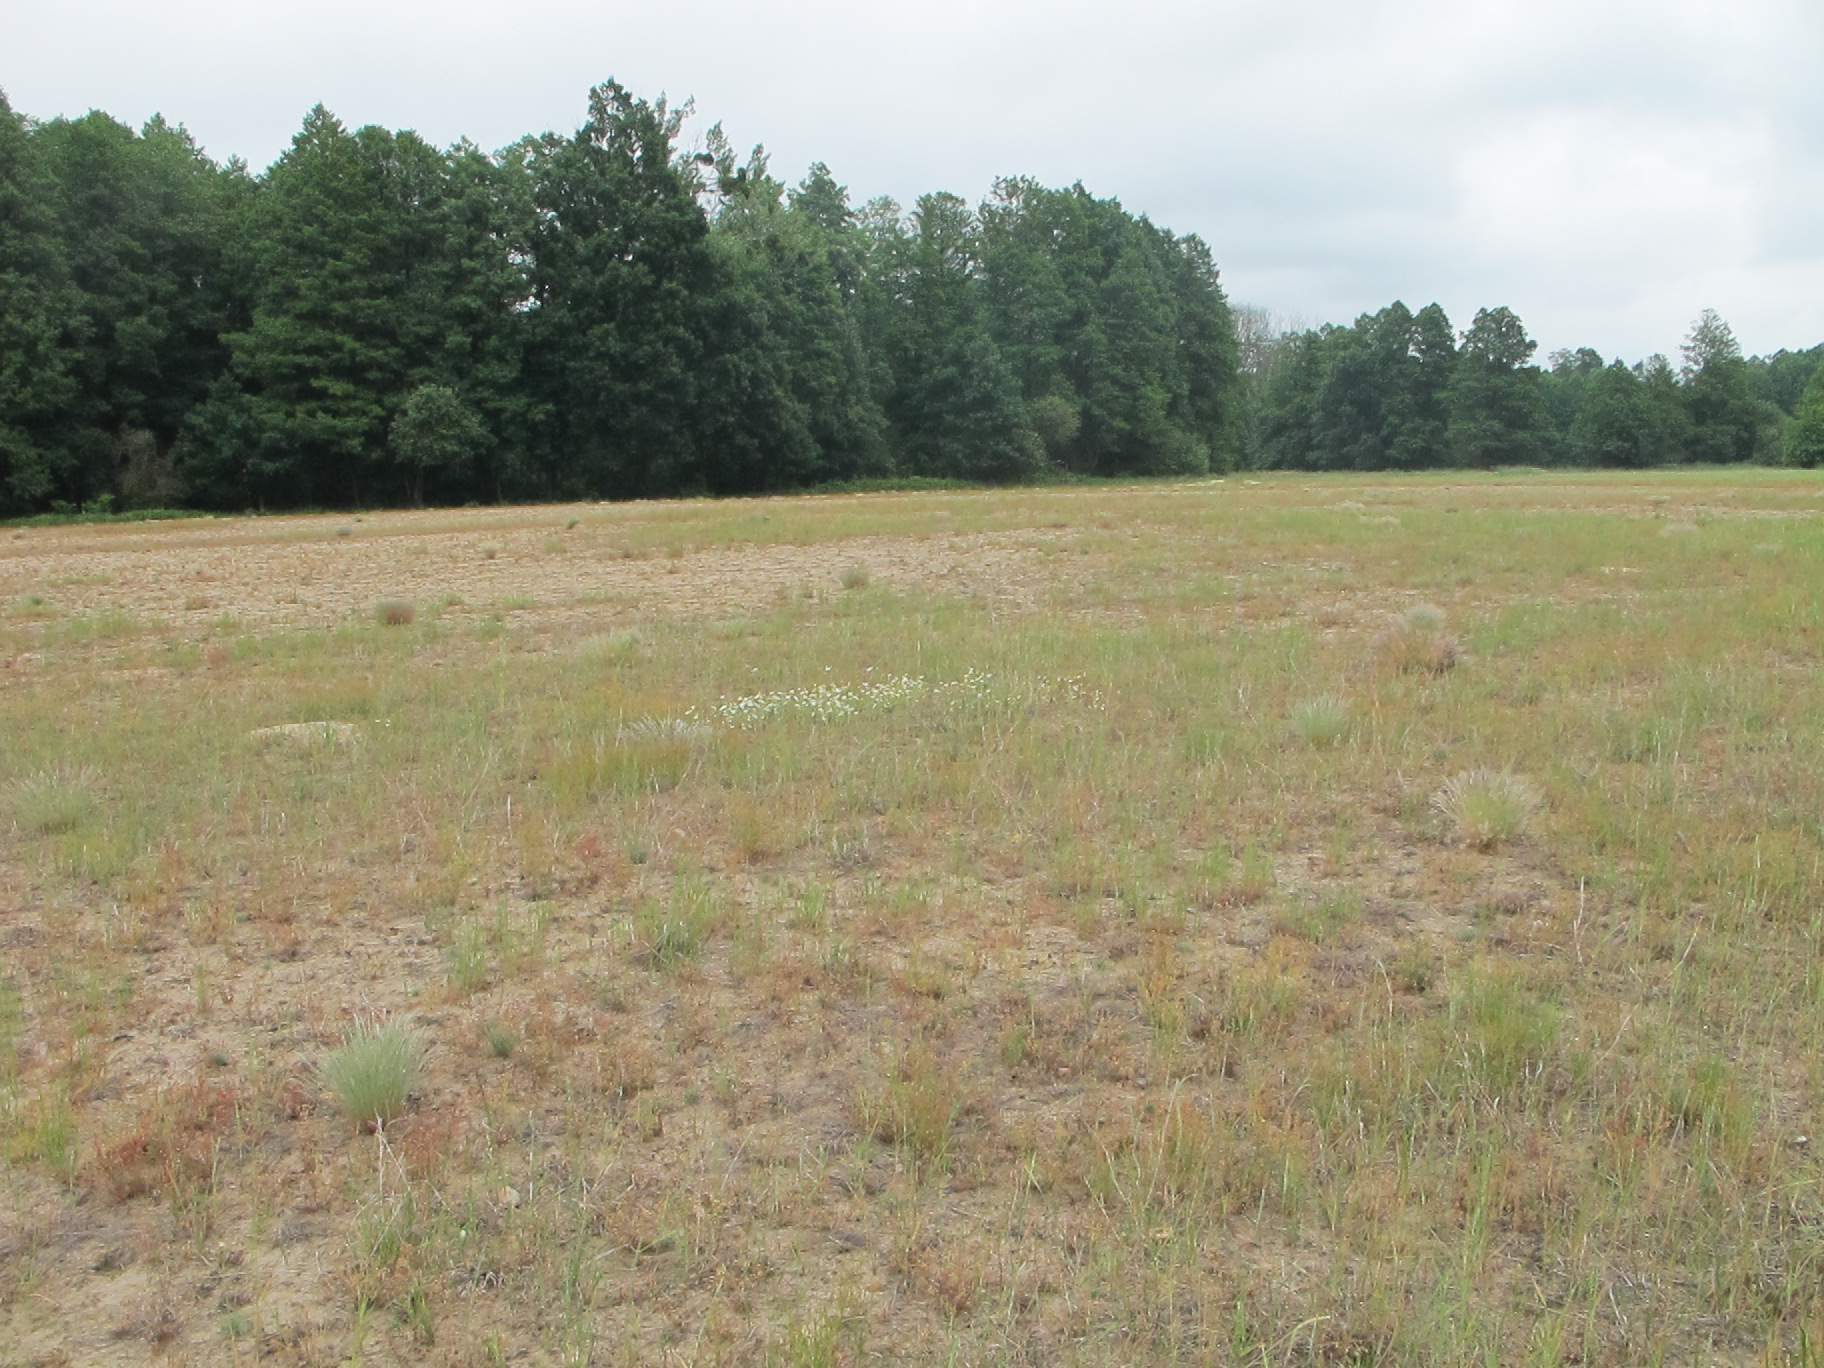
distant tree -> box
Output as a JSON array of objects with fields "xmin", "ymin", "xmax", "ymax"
[
  {"xmin": 1751, "ymin": 344, "xmax": 1824, "ymax": 416},
  {"xmin": 1389, "ymin": 302, "xmax": 1457, "ymax": 468},
  {"xmin": 695, "ymin": 147, "xmax": 887, "ymax": 491},
  {"xmin": 879, "ymin": 192, "xmax": 1043, "ymax": 481},
  {"xmin": 1632, "ymin": 353, "xmax": 1694, "ymax": 463},
  {"xmin": 1254, "ymin": 327, "xmax": 1329, "ymax": 468},
  {"xmin": 1445, "ymin": 307, "xmax": 1546, "ymax": 466},
  {"xmin": 391, "ymin": 384, "xmax": 487, "ymax": 504},
  {"xmin": 1541, "ymin": 347, "xmax": 1605, "ymax": 464},
  {"xmin": 0, "ymin": 89, "xmax": 84, "ymax": 512},
  {"xmin": 1573, "ymin": 361, "xmax": 1651, "ymax": 466},
  {"xmin": 1681, "ymin": 309, "xmax": 1760, "ymax": 463},
  {"xmin": 1785, "ymin": 364, "xmax": 1824, "ymax": 468},
  {"xmin": 521, "ymin": 81, "xmax": 716, "ymax": 497}
]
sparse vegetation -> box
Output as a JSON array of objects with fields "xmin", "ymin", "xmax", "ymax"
[{"xmin": 6, "ymin": 473, "xmax": 1824, "ymax": 1363}]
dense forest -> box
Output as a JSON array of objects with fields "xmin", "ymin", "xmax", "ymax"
[
  {"xmin": 1236, "ymin": 302, "xmax": 1824, "ymax": 473},
  {"xmin": 2, "ymin": 80, "xmax": 1821, "ymax": 516}
]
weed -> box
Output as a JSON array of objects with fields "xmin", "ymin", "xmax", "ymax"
[{"xmin": 447, "ymin": 921, "xmax": 490, "ymax": 994}]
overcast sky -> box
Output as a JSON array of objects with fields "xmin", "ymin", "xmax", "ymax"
[{"xmin": 8, "ymin": 0, "xmax": 1822, "ymax": 361}]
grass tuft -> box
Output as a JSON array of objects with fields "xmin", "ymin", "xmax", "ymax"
[
  {"xmin": 1380, "ymin": 602, "xmax": 1461, "ymax": 675},
  {"xmin": 322, "ymin": 1018, "xmax": 424, "ymax": 1130},
  {"xmin": 1431, "ymin": 769, "xmax": 1541, "ymax": 850},
  {"xmin": 11, "ymin": 763, "xmax": 100, "ymax": 835},
  {"xmin": 1290, "ymin": 695, "xmax": 1351, "ymax": 747}
]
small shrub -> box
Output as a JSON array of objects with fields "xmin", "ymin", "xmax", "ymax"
[
  {"xmin": 839, "ymin": 563, "xmax": 871, "ymax": 591},
  {"xmin": 323, "ymin": 1019, "xmax": 424, "ymax": 1130},
  {"xmin": 1290, "ymin": 695, "xmax": 1351, "ymax": 747},
  {"xmin": 1432, "ymin": 769, "xmax": 1541, "ymax": 850},
  {"xmin": 375, "ymin": 600, "xmax": 416, "ymax": 627},
  {"xmin": 483, "ymin": 1022, "xmax": 517, "ymax": 1059},
  {"xmin": 11, "ymin": 763, "xmax": 100, "ymax": 835}
]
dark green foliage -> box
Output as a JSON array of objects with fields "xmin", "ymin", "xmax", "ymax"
[
  {"xmin": 975, "ymin": 179, "xmax": 1234, "ymax": 475},
  {"xmin": 1, "ymin": 78, "xmax": 1815, "ymax": 511},
  {"xmin": 0, "ymin": 90, "xmax": 84, "ymax": 513},
  {"xmin": 1446, "ymin": 307, "xmax": 1547, "ymax": 467},
  {"xmin": 392, "ymin": 385, "xmax": 488, "ymax": 504},
  {"xmin": 1574, "ymin": 362, "xmax": 1652, "ymax": 467},
  {"xmin": 1785, "ymin": 365, "xmax": 1824, "ymax": 468}
]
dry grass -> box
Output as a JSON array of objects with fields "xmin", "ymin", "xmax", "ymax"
[{"xmin": 4, "ymin": 469, "xmax": 1824, "ymax": 1363}]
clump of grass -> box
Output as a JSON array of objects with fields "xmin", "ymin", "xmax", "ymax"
[
  {"xmin": 857, "ymin": 1045, "xmax": 959, "ymax": 1165},
  {"xmin": 633, "ymin": 877, "xmax": 719, "ymax": 970},
  {"xmin": 614, "ymin": 717, "xmax": 713, "ymax": 747},
  {"xmin": 480, "ymin": 543, "xmax": 501, "ymax": 560},
  {"xmin": 839, "ymin": 563, "xmax": 871, "ymax": 590},
  {"xmin": 483, "ymin": 1021, "xmax": 517, "ymax": 1059},
  {"xmin": 1290, "ymin": 695, "xmax": 1351, "ymax": 747},
  {"xmin": 1379, "ymin": 602, "xmax": 1460, "ymax": 676},
  {"xmin": 375, "ymin": 599, "xmax": 416, "ymax": 627},
  {"xmin": 447, "ymin": 921, "xmax": 490, "ymax": 994},
  {"xmin": 1448, "ymin": 967, "xmax": 1560, "ymax": 1095},
  {"xmin": 11, "ymin": 763, "xmax": 100, "ymax": 835},
  {"xmin": 1431, "ymin": 769, "xmax": 1541, "ymax": 850},
  {"xmin": 3, "ymin": 1086, "xmax": 79, "ymax": 1183},
  {"xmin": 322, "ymin": 1019, "xmax": 424, "ymax": 1130}
]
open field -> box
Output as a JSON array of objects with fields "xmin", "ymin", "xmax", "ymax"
[{"xmin": 4, "ymin": 470, "xmax": 1824, "ymax": 1365}]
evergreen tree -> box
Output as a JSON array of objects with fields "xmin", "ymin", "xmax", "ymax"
[
  {"xmin": 0, "ymin": 89, "xmax": 84, "ymax": 512},
  {"xmin": 521, "ymin": 82, "xmax": 716, "ymax": 497},
  {"xmin": 1446, "ymin": 307, "xmax": 1546, "ymax": 467},
  {"xmin": 1680, "ymin": 309, "xmax": 1760, "ymax": 463},
  {"xmin": 1388, "ymin": 302, "xmax": 1456, "ymax": 468}
]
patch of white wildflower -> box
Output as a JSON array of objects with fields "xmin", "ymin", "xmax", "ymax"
[{"xmin": 691, "ymin": 668, "xmax": 1105, "ymax": 731}]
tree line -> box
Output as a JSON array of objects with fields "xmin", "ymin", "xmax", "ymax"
[
  {"xmin": 0, "ymin": 81, "xmax": 1238, "ymax": 515},
  {"xmin": 1235, "ymin": 301, "xmax": 1824, "ymax": 472},
  {"xmin": 3, "ymin": 78, "xmax": 1821, "ymax": 518}
]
